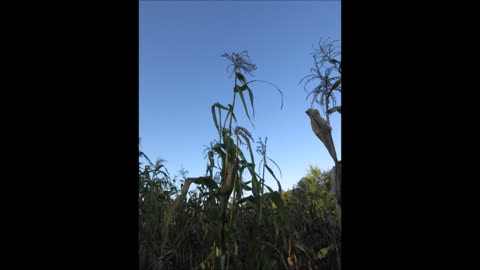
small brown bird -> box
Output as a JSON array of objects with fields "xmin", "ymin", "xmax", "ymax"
[{"xmin": 305, "ymin": 108, "xmax": 338, "ymax": 163}]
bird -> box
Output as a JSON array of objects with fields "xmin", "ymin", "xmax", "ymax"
[{"xmin": 305, "ymin": 108, "xmax": 338, "ymax": 163}]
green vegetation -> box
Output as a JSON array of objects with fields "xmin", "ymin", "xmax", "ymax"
[{"xmin": 140, "ymin": 44, "xmax": 341, "ymax": 270}]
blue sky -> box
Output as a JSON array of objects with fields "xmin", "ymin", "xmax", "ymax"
[{"xmin": 140, "ymin": 1, "xmax": 341, "ymax": 191}]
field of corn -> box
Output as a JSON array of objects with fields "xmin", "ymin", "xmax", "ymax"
[{"xmin": 139, "ymin": 40, "xmax": 341, "ymax": 270}]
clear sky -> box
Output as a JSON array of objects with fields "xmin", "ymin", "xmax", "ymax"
[{"xmin": 140, "ymin": 1, "xmax": 341, "ymax": 191}]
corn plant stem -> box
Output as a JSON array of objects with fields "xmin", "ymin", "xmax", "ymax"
[
  {"xmin": 226, "ymin": 171, "xmax": 235, "ymax": 268},
  {"xmin": 325, "ymin": 95, "xmax": 330, "ymax": 124},
  {"xmin": 219, "ymin": 75, "xmax": 238, "ymax": 262},
  {"xmin": 325, "ymin": 86, "xmax": 335, "ymax": 124},
  {"xmin": 225, "ymin": 135, "xmax": 240, "ymax": 270},
  {"xmin": 258, "ymin": 139, "xmax": 266, "ymax": 241},
  {"xmin": 222, "ymin": 77, "xmax": 237, "ymax": 133},
  {"xmin": 333, "ymin": 214, "xmax": 341, "ymax": 270},
  {"xmin": 251, "ymin": 139, "xmax": 266, "ymax": 268}
]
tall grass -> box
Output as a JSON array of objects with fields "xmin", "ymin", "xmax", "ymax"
[{"xmin": 139, "ymin": 51, "xmax": 340, "ymax": 270}]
